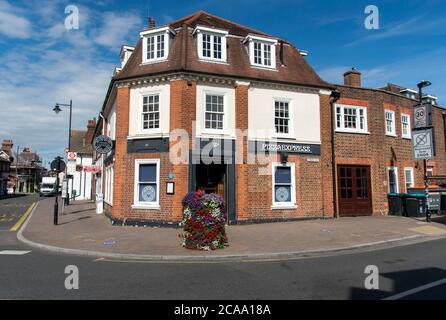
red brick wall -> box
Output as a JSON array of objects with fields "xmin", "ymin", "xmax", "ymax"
[
  {"xmin": 235, "ymin": 83, "xmax": 249, "ymax": 220},
  {"xmin": 335, "ymin": 86, "xmax": 446, "ymax": 214},
  {"xmin": 109, "ymin": 80, "xmax": 196, "ymax": 224}
]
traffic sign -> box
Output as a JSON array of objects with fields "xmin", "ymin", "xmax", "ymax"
[
  {"xmin": 413, "ymin": 103, "xmax": 432, "ymax": 129},
  {"xmin": 413, "ymin": 128, "xmax": 435, "ymax": 160},
  {"xmin": 64, "ymin": 147, "xmax": 69, "ymax": 153},
  {"xmin": 50, "ymin": 157, "xmax": 66, "ymax": 172},
  {"xmin": 67, "ymin": 152, "xmax": 77, "ymax": 161}
]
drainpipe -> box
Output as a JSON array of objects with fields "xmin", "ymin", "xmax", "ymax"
[{"xmin": 330, "ymin": 90, "xmax": 341, "ymax": 218}]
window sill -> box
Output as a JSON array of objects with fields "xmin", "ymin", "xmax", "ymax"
[
  {"xmin": 402, "ymin": 136, "xmax": 412, "ymax": 140},
  {"xmin": 335, "ymin": 129, "xmax": 370, "ymax": 135},
  {"xmin": 131, "ymin": 204, "xmax": 161, "ymax": 210},
  {"xmin": 272, "ymin": 134, "xmax": 295, "ymax": 140},
  {"xmin": 140, "ymin": 59, "xmax": 168, "ymax": 65},
  {"xmin": 386, "ymin": 133, "xmax": 398, "ymax": 138},
  {"xmin": 202, "ymin": 129, "xmax": 231, "ymax": 136},
  {"xmin": 127, "ymin": 133, "xmax": 168, "ymax": 140},
  {"xmin": 271, "ymin": 205, "xmax": 297, "ymax": 210},
  {"xmin": 198, "ymin": 58, "xmax": 228, "ymax": 65},
  {"xmin": 250, "ymin": 64, "xmax": 278, "ymax": 71}
]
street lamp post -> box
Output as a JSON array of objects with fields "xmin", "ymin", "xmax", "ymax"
[
  {"xmin": 417, "ymin": 80, "xmax": 432, "ymax": 222},
  {"xmin": 53, "ymin": 100, "xmax": 72, "ymax": 206}
]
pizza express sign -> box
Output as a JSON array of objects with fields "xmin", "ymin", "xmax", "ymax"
[{"xmin": 249, "ymin": 141, "xmax": 321, "ymax": 155}]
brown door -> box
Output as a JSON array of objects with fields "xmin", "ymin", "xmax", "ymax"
[{"xmin": 338, "ymin": 165, "xmax": 372, "ymax": 216}]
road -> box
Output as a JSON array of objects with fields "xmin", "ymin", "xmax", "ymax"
[{"xmin": 1, "ymin": 194, "xmax": 446, "ymax": 300}]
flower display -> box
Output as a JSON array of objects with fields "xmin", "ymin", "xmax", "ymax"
[{"xmin": 180, "ymin": 190, "xmax": 229, "ymax": 251}]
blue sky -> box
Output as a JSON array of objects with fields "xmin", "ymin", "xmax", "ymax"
[{"xmin": 0, "ymin": 0, "xmax": 445, "ymax": 165}]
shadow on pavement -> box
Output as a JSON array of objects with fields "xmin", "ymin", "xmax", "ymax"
[
  {"xmin": 349, "ymin": 267, "xmax": 446, "ymax": 300},
  {"xmin": 431, "ymin": 215, "xmax": 446, "ymax": 225},
  {"xmin": 57, "ymin": 216, "xmax": 92, "ymax": 226}
]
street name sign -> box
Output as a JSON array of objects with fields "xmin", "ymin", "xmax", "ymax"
[{"xmin": 412, "ymin": 128, "xmax": 434, "ymax": 160}]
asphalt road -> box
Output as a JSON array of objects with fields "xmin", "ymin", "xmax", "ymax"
[{"xmin": 1, "ymin": 195, "xmax": 446, "ymax": 300}]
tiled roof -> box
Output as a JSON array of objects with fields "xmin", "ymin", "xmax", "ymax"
[
  {"xmin": 114, "ymin": 11, "xmax": 330, "ymax": 89},
  {"xmin": 70, "ymin": 130, "xmax": 93, "ymax": 154}
]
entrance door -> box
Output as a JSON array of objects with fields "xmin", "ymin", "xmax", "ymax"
[
  {"xmin": 196, "ymin": 163, "xmax": 226, "ymax": 198},
  {"xmin": 190, "ymin": 161, "xmax": 236, "ymax": 223},
  {"xmin": 337, "ymin": 165, "xmax": 372, "ymax": 216}
]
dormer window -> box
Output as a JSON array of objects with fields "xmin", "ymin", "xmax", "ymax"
[
  {"xmin": 120, "ymin": 45, "xmax": 134, "ymax": 68},
  {"xmin": 193, "ymin": 26, "xmax": 228, "ymax": 63},
  {"xmin": 140, "ymin": 27, "xmax": 174, "ymax": 64},
  {"xmin": 244, "ymin": 34, "xmax": 277, "ymax": 69}
]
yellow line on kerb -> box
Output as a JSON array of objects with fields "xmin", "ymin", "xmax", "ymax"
[{"xmin": 10, "ymin": 202, "xmax": 36, "ymax": 232}]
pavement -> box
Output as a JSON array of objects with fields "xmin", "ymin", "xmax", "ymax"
[{"xmin": 17, "ymin": 197, "xmax": 446, "ymax": 261}]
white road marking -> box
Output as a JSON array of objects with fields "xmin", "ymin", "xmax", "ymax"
[
  {"xmin": 384, "ymin": 278, "xmax": 446, "ymax": 300},
  {"xmin": 0, "ymin": 250, "xmax": 31, "ymax": 255}
]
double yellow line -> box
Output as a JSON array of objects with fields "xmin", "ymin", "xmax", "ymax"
[{"xmin": 10, "ymin": 202, "xmax": 36, "ymax": 232}]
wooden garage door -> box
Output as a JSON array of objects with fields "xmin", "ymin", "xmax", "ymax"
[{"xmin": 338, "ymin": 165, "xmax": 372, "ymax": 216}]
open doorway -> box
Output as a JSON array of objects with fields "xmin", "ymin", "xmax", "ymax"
[{"xmin": 195, "ymin": 163, "xmax": 226, "ymax": 199}]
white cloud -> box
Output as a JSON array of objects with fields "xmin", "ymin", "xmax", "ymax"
[
  {"xmin": 0, "ymin": 1, "xmax": 31, "ymax": 38},
  {"xmin": 93, "ymin": 12, "xmax": 142, "ymax": 49},
  {"xmin": 0, "ymin": 2, "xmax": 142, "ymax": 162}
]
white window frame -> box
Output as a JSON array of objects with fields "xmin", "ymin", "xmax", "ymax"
[
  {"xmin": 140, "ymin": 91, "xmax": 162, "ymax": 134},
  {"xmin": 385, "ymin": 110, "xmax": 397, "ymax": 136},
  {"xmin": 404, "ymin": 167, "xmax": 414, "ymax": 192},
  {"xmin": 273, "ymin": 98, "xmax": 293, "ymax": 138},
  {"xmin": 104, "ymin": 164, "xmax": 114, "ymax": 206},
  {"xmin": 272, "ymin": 162, "xmax": 297, "ymax": 209},
  {"xmin": 401, "ymin": 113, "xmax": 411, "ymax": 139},
  {"xmin": 140, "ymin": 27, "xmax": 173, "ymax": 64},
  {"xmin": 387, "ymin": 166, "xmax": 399, "ymax": 194},
  {"xmin": 194, "ymin": 26, "xmax": 228, "ymax": 63},
  {"xmin": 427, "ymin": 166, "xmax": 434, "ymax": 176},
  {"xmin": 244, "ymin": 34, "xmax": 277, "ymax": 69},
  {"xmin": 335, "ymin": 104, "xmax": 368, "ymax": 134},
  {"xmin": 133, "ymin": 159, "xmax": 160, "ymax": 209},
  {"xmin": 203, "ymin": 91, "xmax": 228, "ymax": 134}
]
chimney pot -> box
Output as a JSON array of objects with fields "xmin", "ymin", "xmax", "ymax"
[
  {"xmin": 343, "ymin": 68, "xmax": 361, "ymax": 87},
  {"xmin": 149, "ymin": 17, "xmax": 156, "ymax": 29}
]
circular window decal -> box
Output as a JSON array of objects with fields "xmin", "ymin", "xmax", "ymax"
[
  {"xmin": 141, "ymin": 185, "xmax": 156, "ymax": 202},
  {"xmin": 276, "ymin": 187, "xmax": 290, "ymax": 202}
]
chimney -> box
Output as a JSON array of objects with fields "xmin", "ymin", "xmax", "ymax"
[
  {"xmin": 1, "ymin": 139, "xmax": 13, "ymax": 155},
  {"xmin": 149, "ymin": 17, "xmax": 156, "ymax": 29},
  {"xmin": 85, "ymin": 118, "xmax": 96, "ymax": 145},
  {"xmin": 343, "ymin": 68, "xmax": 361, "ymax": 87}
]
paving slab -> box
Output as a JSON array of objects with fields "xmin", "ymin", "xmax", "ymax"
[{"xmin": 18, "ymin": 197, "xmax": 446, "ymax": 261}]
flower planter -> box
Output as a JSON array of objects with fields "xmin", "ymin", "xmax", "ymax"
[{"xmin": 180, "ymin": 190, "xmax": 229, "ymax": 251}]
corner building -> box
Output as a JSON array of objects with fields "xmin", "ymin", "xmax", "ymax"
[{"xmin": 98, "ymin": 11, "xmax": 335, "ymax": 225}]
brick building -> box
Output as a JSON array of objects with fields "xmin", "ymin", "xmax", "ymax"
[
  {"xmin": 67, "ymin": 119, "xmax": 96, "ymax": 200},
  {"xmin": 95, "ymin": 11, "xmax": 335, "ymax": 226},
  {"xmin": 93, "ymin": 11, "xmax": 445, "ymax": 225},
  {"xmin": 0, "ymin": 140, "xmax": 13, "ymax": 196},
  {"xmin": 333, "ymin": 69, "xmax": 446, "ymax": 216}
]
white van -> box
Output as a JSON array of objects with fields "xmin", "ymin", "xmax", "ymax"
[{"xmin": 40, "ymin": 177, "xmax": 58, "ymax": 197}]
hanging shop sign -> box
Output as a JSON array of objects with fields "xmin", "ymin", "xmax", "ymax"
[
  {"xmin": 412, "ymin": 128, "xmax": 435, "ymax": 160},
  {"xmin": 82, "ymin": 165, "xmax": 100, "ymax": 173},
  {"xmin": 93, "ymin": 135, "xmax": 113, "ymax": 154}
]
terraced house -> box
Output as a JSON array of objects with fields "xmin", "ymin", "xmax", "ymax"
[{"xmin": 94, "ymin": 11, "xmax": 446, "ymax": 226}]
